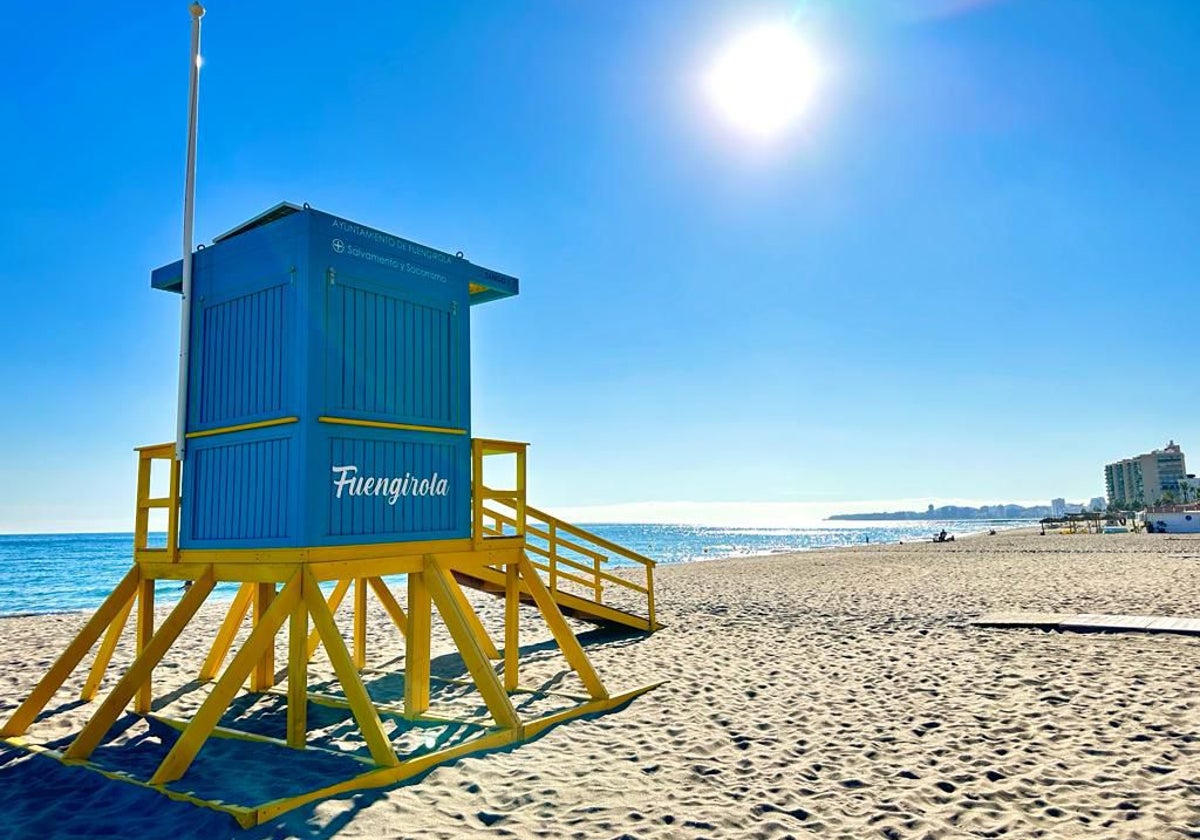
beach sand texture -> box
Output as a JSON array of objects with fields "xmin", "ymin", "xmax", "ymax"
[{"xmin": 2, "ymin": 531, "xmax": 1200, "ymax": 839}]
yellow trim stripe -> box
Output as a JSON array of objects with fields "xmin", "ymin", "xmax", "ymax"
[
  {"xmin": 317, "ymin": 416, "xmax": 467, "ymax": 436},
  {"xmin": 186, "ymin": 417, "xmax": 299, "ymax": 439}
]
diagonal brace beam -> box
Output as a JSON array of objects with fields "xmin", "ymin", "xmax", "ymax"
[
  {"xmin": 81, "ymin": 586, "xmax": 138, "ymax": 701},
  {"xmin": 307, "ymin": 578, "xmax": 351, "ymax": 660},
  {"xmin": 426, "ymin": 558, "xmax": 520, "ymax": 729},
  {"xmin": 149, "ymin": 571, "xmax": 301, "ymax": 784},
  {"xmin": 518, "ymin": 552, "xmax": 608, "ymax": 700},
  {"xmin": 1, "ymin": 566, "xmax": 141, "ymax": 736},
  {"xmin": 65, "ymin": 569, "xmax": 217, "ymax": 760},
  {"xmin": 199, "ymin": 582, "xmax": 254, "ymax": 681},
  {"xmin": 303, "ymin": 568, "xmax": 398, "ymax": 768},
  {"xmin": 367, "ymin": 576, "xmax": 407, "ymax": 638}
]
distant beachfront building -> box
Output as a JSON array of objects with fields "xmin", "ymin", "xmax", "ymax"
[
  {"xmin": 1051, "ymin": 498, "xmax": 1067, "ymax": 517},
  {"xmin": 1105, "ymin": 441, "xmax": 1187, "ymax": 508},
  {"xmin": 1089, "ymin": 496, "xmax": 1107, "ymax": 512}
]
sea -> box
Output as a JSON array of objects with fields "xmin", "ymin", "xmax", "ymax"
[{"xmin": 0, "ymin": 520, "xmax": 1033, "ymax": 617}]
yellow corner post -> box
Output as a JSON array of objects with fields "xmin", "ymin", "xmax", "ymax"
[
  {"xmin": 504, "ymin": 561, "xmax": 519, "ymax": 692},
  {"xmin": 251, "ymin": 582, "xmax": 276, "ymax": 692},
  {"xmin": 287, "ymin": 592, "xmax": 307, "ymax": 749},
  {"xmin": 135, "ymin": 577, "xmax": 156, "ymax": 713},
  {"xmin": 405, "ymin": 568, "xmax": 431, "ymax": 719},
  {"xmin": 353, "ymin": 577, "xmax": 367, "ymax": 669}
]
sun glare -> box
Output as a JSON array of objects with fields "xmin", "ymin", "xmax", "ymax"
[{"xmin": 706, "ymin": 23, "xmax": 821, "ymax": 140}]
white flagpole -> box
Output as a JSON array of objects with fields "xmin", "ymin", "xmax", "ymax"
[{"xmin": 175, "ymin": 2, "xmax": 205, "ymax": 461}]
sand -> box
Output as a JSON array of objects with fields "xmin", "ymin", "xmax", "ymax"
[{"xmin": 3, "ymin": 531, "xmax": 1200, "ymax": 839}]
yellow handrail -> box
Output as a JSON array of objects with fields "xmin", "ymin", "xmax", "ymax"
[
  {"xmin": 133, "ymin": 443, "xmax": 181, "ymax": 562},
  {"xmin": 472, "ymin": 459, "xmax": 657, "ymax": 627}
]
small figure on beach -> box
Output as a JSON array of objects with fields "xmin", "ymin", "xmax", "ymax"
[{"xmin": 933, "ymin": 529, "xmax": 954, "ymax": 543}]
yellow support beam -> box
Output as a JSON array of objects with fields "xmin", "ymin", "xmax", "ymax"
[
  {"xmin": 307, "ymin": 578, "xmax": 351, "ymax": 660},
  {"xmin": 287, "ymin": 595, "xmax": 307, "ymax": 750},
  {"xmin": 436, "ymin": 565, "xmax": 500, "ymax": 660},
  {"xmin": 302, "ymin": 568, "xmax": 398, "ymax": 768},
  {"xmin": 148, "ymin": 572, "xmax": 301, "ymax": 784},
  {"xmin": 199, "ymin": 582, "xmax": 254, "ymax": 681},
  {"xmin": 405, "ymin": 570, "xmax": 430, "ymax": 719},
  {"xmin": 353, "ymin": 578, "xmax": 367, "ymax": 670},
  {"xmin": 518, "ymin": 552, "xmax": 607, "ymax": 700},
  {"xmin": 80, "ymin": 588, "xmax": 136, "ymax": 701},
  {"xmin": 134, "ymin": 578, "xmax": 156, "ymax": 714},
  {"xmin": 366, "ymin": 577, "xmax": 407, "ymax": 638},
  {"xmin": 65, "ymin": 571, "xmax": 217, "ymax": 760},
  {"xmin": 504, "ymin": 561, "xmax": 519, "ymax": 693},
  {"xmin": 251, "ymin": 582, "xmax": 276, "ymax": 692},
  {"xmin": 1, "ymin": 566, "xmax": 141, "ymax": 737},
  {"xmin": 425, "ymin": 558, "xmax": 520, "ymax": 729}
]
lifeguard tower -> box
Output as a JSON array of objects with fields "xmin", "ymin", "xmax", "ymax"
[{"xmin": 1, "ymin": 204, "xmax": 658, "ymax": 827}]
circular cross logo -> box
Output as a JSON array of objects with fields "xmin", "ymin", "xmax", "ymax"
[{"xmin": 331, "ymin": 238, "xmax": 345, "ymax": 254}]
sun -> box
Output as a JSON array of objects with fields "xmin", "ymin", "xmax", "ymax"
[{"xmin": 706, "ymin": 23, "xmax": 821, "ymax": 140}]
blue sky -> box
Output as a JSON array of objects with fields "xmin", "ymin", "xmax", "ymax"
[{"xmin": 1, "ymin": 0, "xmax": 1197, "ymax": 531}]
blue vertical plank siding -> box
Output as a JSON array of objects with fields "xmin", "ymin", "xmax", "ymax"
[
  {"xmin": 324, "ymin": 279, "xmax": 459, "ymax": 427},
  {"xmin": 313, "ymin": 426, "xmax": 469, "ymax": 544},
  {"xmin": 197, "ymin": 283, "xmax": 287, "ymax": 425},
  {"xmin": 153, "ymin": 204, "xmax": 515, "ymax": 550},
  {"xmin": 182, "ymin": 428, "xmax": 295, "ymax": 547}
]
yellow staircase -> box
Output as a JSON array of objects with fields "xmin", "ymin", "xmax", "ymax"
[{"xmin": 468, "ymin": 438, "xmax": 658, "ymax": 633}]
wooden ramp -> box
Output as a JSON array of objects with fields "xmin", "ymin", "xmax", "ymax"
[{"xmin": 972, "ymin": 612, "xmax": 1200, "ymax": 636}]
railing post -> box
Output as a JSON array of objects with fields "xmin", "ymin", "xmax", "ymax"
[
  {"xmin": 167, "ymin": 455, "xmax": 181, "ymax": 562},
  {"xmin": 515, "ymin": 444, "xmax": 527, "ymax": 538},
  {"xmin": 592, "ymin": 556, "xmax": 603, "ymax": 603},
  {"xmin": 646, "ymin": 565, "xmax": 655, "ymax": 629},
  {"xmin": 471, "ymin": 439, "xmax": 484, "ymax": 550},
  {"xmin": 134, "ymin": 452, "xmax": 152, "ymax": 553},
  {"xmin": 548, "ymin": 521, "xmax": 558, "ymax": 592}
]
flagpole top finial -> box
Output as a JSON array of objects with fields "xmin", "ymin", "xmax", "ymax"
[{"xmin": 189, "ymin": 2, "xmax": 205, "ymax": 18}]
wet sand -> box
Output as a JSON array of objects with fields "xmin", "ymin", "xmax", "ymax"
[{"xmin": 2, "ymin": 531, "xmax": 1200, "ymax": 838}]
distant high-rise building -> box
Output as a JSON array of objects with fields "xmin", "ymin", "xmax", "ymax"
[
  {"xmin": 1089, "ymin": 496, "xmax": 1107, "ymax": 512},
  {"xmin": 1051, "ymin": 498, "xmax": 1066, "ymax": 517},
  {"xmin": 1104, "ymin": 441, "xmax": 1187, "ymax": 508}
]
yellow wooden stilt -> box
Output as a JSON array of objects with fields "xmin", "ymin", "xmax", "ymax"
[
  {"xmin": 287, "ymin": 584, "xmax": 307, "ymax": 749},
  {"xmin": 199, "ymin": 582, "xmax": 254, "ymax": 681},
  {"xmin": 81, "ymin": 588, "xmax": 137, "ymax": 701},
  {"xmin": 426, "ymin": 558, "xmax": 519, "ymax": 729},
  {"xmin": 504, "ymin": 561, "xmax": 519, "ymax": 693},
  {"xmin": 405, "ymin": 569, "xmax": 430, "ymax": 719},
  {"xmin": 0, "ymin": 566, "xmax": 141, "ymax": 737},
  {"xmin": 436, "ymin": 565, "xmax": 500, "ymax": 660},
  {"xmin": 149, "ymin": 572, "xmax": 301, "ymax": 784},
  {"xmin": 134, "ymin": 578, "xmax": 156, "ymax": 714},
  {"xmin": 251, "ymin": 582, "xmax": 276, "ymax": 692},
  {"xmin": 353, "ymin": 577, "xmax": 367, "ymax": 670},
  {"xmin": 302, "ymin": 569, "xmax": 397, "ymax": 767},
  {"xmin": 366, "ymin": 576, "xmax": 407, "ymax": 638},
  {"xmin": 518, "ymin": 552, "xmax": 607, "ymax": 700},
  {"xmin": 306, "ymin": 578, "xmax": 351, "ymax": 660},
  {"xmin": 65, "ymin": 571, "xmax": 217, "ymax": 760}
]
